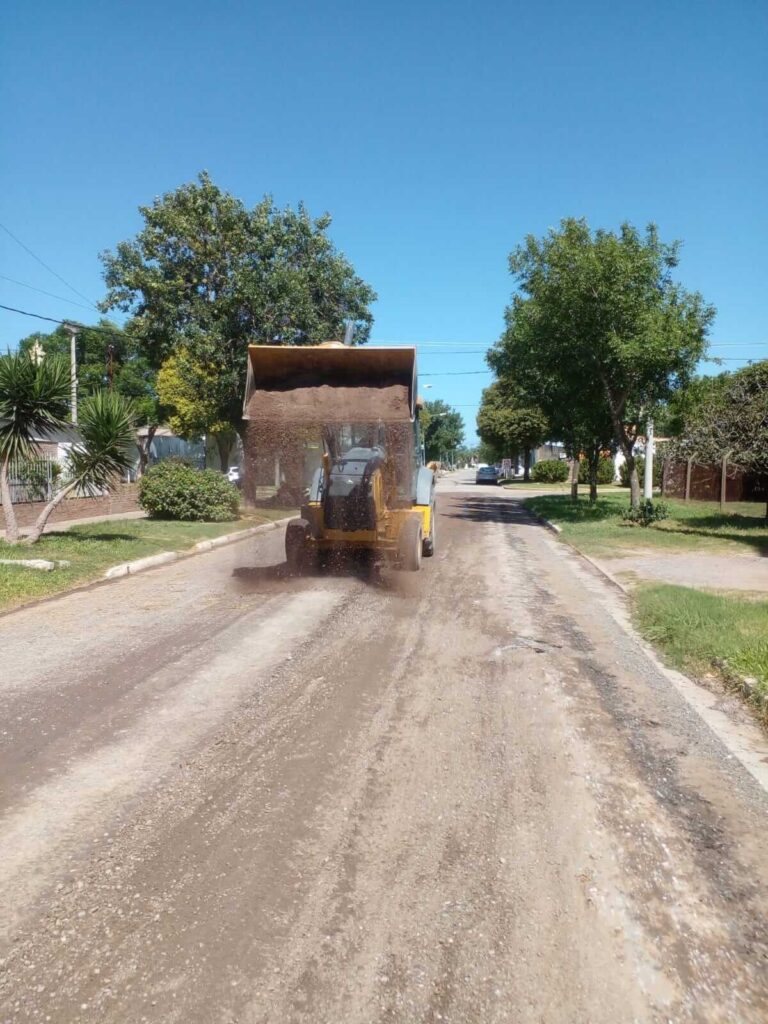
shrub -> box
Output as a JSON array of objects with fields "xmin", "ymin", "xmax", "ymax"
[
  {"xmin": 531, "ymin": 458, "xmax": 569, "ymax": 483},
  {"xmin": 578, "ymin": 456, "xmax": 615, "ymax": 485},
  {"xmin": 139, "ymin": 461, "xmax": 240, "ymax": 521},
  {"xmin": 621, "ymin": 499, "xmax": 669, "ymax": 526},
  {"xmin": 619, "ymin": 455, "xmax": 663, "ymax": 488}
]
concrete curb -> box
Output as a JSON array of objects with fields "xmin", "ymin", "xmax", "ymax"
[
  {"xmin": 0, "ymin": 558, "xmax": 71, "ymax": 572},
  {"xmin": 525, "ymin": 508, "xmax": 629, "ymax": 596},
  {"xmin": 102, "ymin": 517, "xmax": 294, "ymax": 580}
]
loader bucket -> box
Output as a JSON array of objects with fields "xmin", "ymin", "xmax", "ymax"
[{"xmin": 243, "ymin": 343, "xmax": 417, "ymax": 424}]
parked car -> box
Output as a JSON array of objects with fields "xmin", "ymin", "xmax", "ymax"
[
  {"xmin": 475, "ymin": 465, "xmax": 499, "ymax": 485},
  {"xmin": 227, "ymin": 466, "xmax": 242, "ymax": 487}
]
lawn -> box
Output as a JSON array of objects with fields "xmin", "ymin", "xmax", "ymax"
[
  {"xmin": 634, "ymin": 584, "xmax": 768, "ymax": 713},
  {"xmin": 0, "ymin": 509, "xmax": 292, "ymax": 612},
  {"xmin": 523, "ymin": 492, "xmax": 768, "ymax": 558}
]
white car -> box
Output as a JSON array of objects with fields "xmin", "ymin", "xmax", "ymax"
[
  {"xmin": 226, "ymin": 466, "xmax": 242, "ymax": 486},
  {"xmin": 475, "ymin": 465, "xmax": 499, "ymax": 485}
]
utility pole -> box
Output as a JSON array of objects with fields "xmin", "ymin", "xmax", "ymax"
[
  {"xmin": 643, "ymin": 418, "xmax": 654, "ymax": 500},
  {"xmin": 62, "ymin": 322, "xmax": 79, "ymax": 424}
]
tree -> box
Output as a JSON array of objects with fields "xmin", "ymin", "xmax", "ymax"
[
  {"xmin": 156, "ymin": 349, "xmax": 237, "ymax": 469},
  {"xmin": 489, "ymin": 219, "xmax": 715, "ymax": 506},
  {"xmin": 0, "ymin": 353, "xmax": 136, "ymax": 545},
  {"xmin": 0, "ymin": 353, "xmax": 71, "ymax": 543},
  {"xmin": 100, "ymin": 172, "xmax": 377, "ymax": 444},
  {"xmin": 476, "ymin": 380, "xmax": 548, "ymax": 480},
  {"xmin": 18, "ymin": 320, "xmax": 165, "ymax": 476},
  {"xmin": 422, "ymin": 400, "xmax": 464, "ymax": 463},
  {"xmin": 671, "ymin": 361, "xmax": 768, "ymax": 515},
  {"xmin": 25, "ymin": 391, "xmax": 137, "ymax": 544}
]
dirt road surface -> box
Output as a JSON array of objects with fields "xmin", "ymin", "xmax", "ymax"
[{"xmin": 2, "ymin": 472, "xmax": 768, "ymax": 1024}]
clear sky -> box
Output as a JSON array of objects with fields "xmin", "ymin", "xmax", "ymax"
[{"xmin": 1, "ymin": 0, "xmax": 766, "ymax": 444}]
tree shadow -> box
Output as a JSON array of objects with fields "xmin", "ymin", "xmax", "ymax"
[
  {"xmin": 440, "ymin": 495, "xmax": 538, "ymax": 526},
  {"xmin": 34, "ymin": 531, "xmax": 140, "ymax": 544},
  {"xmin": 520, "ymin": 496, "xmax": 620, "ymax": 524},
  {"xmin": 655, "ymin": 517, "xmax": 768, "ymax": 556}
]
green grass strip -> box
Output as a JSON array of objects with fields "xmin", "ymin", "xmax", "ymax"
[
  {"xmin": 524, "ymin": 493, "xmax": 768, "ymax": 557},
  {"xmin": 634, "ymin": 583, "xmax": 768, "ymax": 704}
]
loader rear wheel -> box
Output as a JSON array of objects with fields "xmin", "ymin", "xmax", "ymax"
[
  {"xmin": 285, "ymin": 519, "xmax": 313, "ymax": 574},
  {"xmin": 399, "ymin": 516, "xmax": 423, "ymax": 572}
]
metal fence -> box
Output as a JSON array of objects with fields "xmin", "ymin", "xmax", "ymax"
[{"xmin": 7, "ymin": 457, "xmax": 66, "ymax": 504}]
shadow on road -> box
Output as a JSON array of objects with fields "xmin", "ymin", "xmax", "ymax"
[{"xmin": 441, "ymin": 495, "xmax": 540, "ymax": 526}]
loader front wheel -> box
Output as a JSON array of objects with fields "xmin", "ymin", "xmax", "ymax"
[
  {"xmin": 399, "ymin": 516, "xmax": 423, "ymax": 572},
  {"xmin": 285, "ymin": 519, "xmax": 313, "ymax": 574},
  {"xmin": 422, "ymin": 504, "xmax": 436, "ymax": 557}
]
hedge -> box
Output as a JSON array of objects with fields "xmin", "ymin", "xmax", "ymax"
[
  {"xmin": 139, "ymin": 461, "xmax": 240, "ymax": 521},
  {"xmin": 578, "ymin": 456, "xmax": 615, "ymax": 485},
  {"xmin": 530, "ymin": 458, "xmax": 569, "ymax": 483}
]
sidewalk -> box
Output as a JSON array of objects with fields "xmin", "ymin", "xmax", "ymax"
[
  {"xmin": 1, "ymin": 509, "xmax": 147, "ymax": 540},
  {"xmin": 595, "ymin": 549, "xmax": 768, "ymax": 595}
]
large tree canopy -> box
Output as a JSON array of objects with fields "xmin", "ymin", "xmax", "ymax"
[
  {"xmin": 489, "ymin": 219, "xmax": 715, "ymax": 505},
  {"xmin": 100, "ymin": 172, "xmax": 377, "ymax": 438}
]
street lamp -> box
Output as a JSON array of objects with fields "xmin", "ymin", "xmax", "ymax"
[{"xmin": 61, "ymin": 322, "xmax": 80, "ymax": 424}]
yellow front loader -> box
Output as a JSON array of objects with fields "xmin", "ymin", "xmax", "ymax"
[{"xmin": 242, "ymin": 342, "xmax": 435, "ymax": 571}]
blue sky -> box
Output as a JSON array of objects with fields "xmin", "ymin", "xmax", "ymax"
[{"xmin": 1, "ymin": 0, "xmax": 766, "ymax": 444}]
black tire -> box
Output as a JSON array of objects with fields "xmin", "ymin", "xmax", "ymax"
[
  {"xmin": 399, "ymin": 516, "xmax": 423, "ymax": 571},
  {"xmin": 285, "ymin": 519, "xmax": 312, "ymax": 574},
  {"xmin": 422, "ymin": 505, "xmax": 436, "ymax": 557}
]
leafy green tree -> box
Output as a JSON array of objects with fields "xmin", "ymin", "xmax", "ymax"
[
  {"xmin": 156, "ymin": 350, "xmax": 237, "ymax": 469},
  {"xmin": 100, "ymin": 172, "xmax": 377, "ymax": 443},
  {"xmin": 476, "ymin": 380, "xmax": 549, "ymax": 481},
  {"xmin": 0, "ymin": 353, "xmax": 135, "ymax": 544},
  {"xmin": 489, "ymin": 219, "xmax": 715, "ymax": 506},
  {"xmin": 422, "ymin": 400, "xmax": 464, "ymax": 463}
]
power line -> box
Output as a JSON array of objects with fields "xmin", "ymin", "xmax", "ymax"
[
  {"xmin": 0, "ymin": 274, "xmax": 94, "ymax": 312},
  {"xmin": 0, "ymin": 303, "xmax": 64, "ymax": 326},
  {"xmin": 0, "ymin": 303, "xmax": 129, "ymax": 346},
  {"xmin": 0, "ymin": 221, "xmax": 98, "ymax": 310},
  {"xmin": 420, "ymin": 370, "xmax": 494, "ymax": 376},
  {"xmin": 0, "ymin": 304, "xmax": 763, "ymax": 368}
]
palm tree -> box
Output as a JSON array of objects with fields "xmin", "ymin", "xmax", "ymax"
[
  {"xmin": 0, "ymin": 353, "xmax": 71, "ymax": 543},
  {"xmin": 25, "ymin": 391, "xmax": 137, "ymax": 544},
  {"xmin": 1, "ymin": 352, "xmax": 137, "ymax": 545}
]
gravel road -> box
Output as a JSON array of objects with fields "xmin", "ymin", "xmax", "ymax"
[{"xmin": 1, "ymin": 472, "xmax": 768, "ymax": 1023}]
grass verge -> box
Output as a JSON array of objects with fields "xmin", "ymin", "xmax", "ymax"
[
  {"xmin": 634, "ymin": 584, "xmax": 768, "ymax": 717},
  {"xmin": 523, "ymin": 492, "xmax": 768, "ymax": 557},
  {"xmin": 0, "ymin": 509, "xmax": 292, "ymax": 612}
]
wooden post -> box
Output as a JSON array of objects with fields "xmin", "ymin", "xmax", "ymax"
[
  {"xmin": 684, "ymin": 458, "xmax": 692, "ymax": 501},
  {"xmin": 720, "ymin": 454, "xmax": 728, "ymax": 512}
]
